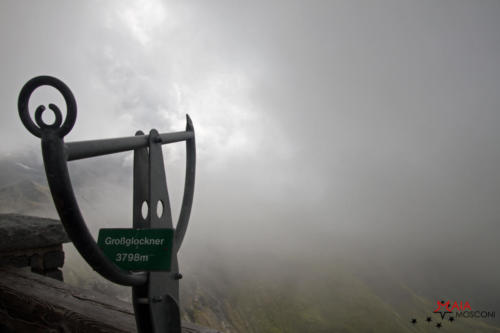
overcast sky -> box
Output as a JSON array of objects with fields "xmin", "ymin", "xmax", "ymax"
[{"xmin": 1, "ymin": 1, "xmax": 500, "ymax": 295}]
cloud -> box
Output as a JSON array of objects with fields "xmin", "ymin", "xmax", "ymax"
[
  {"xmin": 116, "ymin": 0, "xmax": 167, "ymax": 46},
  {"xmin": 2, "ymin": 0, "xmax": 500, "ymax": 308}
]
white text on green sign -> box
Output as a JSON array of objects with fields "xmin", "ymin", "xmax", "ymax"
[{"xmin": 97, "ymin": 228, "xmax": 174, "ymax": 271}]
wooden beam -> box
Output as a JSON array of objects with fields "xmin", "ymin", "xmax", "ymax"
[
  {"xmin": 0, "ymin": 214, "xmax": 69, "ymax": 251},
  {"xmin": 0, "ymin": 267, "xmax": 220, "ymax": 333}
]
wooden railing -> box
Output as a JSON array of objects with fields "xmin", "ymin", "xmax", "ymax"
[
  {"xmin": 0, "ymin": 214, "xmax": 68, "ymax": 280},
  {"xmin": 0, "ymin": 214, "xmax": 220, "ymax": 333}
]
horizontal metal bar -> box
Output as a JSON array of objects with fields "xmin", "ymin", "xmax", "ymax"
[{"xmin": 66, "ymin": 131, "xmax": 194, "ymax": 161}]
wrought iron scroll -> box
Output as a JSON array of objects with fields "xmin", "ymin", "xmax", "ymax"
[{"xmin": 18, "ymin": 75, "xmax": 196, "ymax": 333}]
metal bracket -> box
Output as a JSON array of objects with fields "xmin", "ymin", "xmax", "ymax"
[{"xmin": 18, "ymin": 76, "xmax": 196, "ymax": 332}]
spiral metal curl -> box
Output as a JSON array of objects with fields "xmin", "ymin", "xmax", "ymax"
[{"xmin": 18, "ymin": 76, "xmax": 77, "ymax": 138}]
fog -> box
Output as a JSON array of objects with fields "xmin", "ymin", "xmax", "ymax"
[{"xmin": 1, "ymin": 0, "xmax": 500, "ymax": 318}]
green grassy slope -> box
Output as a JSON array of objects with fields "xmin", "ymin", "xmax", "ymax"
[{"xmin": 180, "ymin": 256, "xmax": 500, "ymax": 333}]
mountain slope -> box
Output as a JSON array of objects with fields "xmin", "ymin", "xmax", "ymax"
[
  {"xmin": 0, "ymin": 179, "xmax": 54, "ymax": 216},
  {"xmin": 1, "ymin": 155, "xmax": 499, "ymax": 333},
  {"xmin": 179, "ymin": 255, "xmax": 500, "ymax": 333}
]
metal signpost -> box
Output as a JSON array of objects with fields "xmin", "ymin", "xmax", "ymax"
[{"xmin": 18, "ymin": 76, "xmax": 196, "ymax": 333}]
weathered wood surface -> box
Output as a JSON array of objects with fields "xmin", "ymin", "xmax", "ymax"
[
  {"xmin": 0, "ymin": 267, "xmax": 221, "ymax": 333},
  {"xmin": 0, "ymin": 214, "xmax": 68, "ymax": 281},
  {"xmin": 0, "ymin": 213, "xmax": 69, "ymax": 251},
  {"xmin": 0, "ymin": 244, "xmax": 62, "ymax": 265}
]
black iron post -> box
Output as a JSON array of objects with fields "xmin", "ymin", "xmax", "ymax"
[{"xmin": 18, "ymin": 75, "xmax": 196, "ymax": 332}]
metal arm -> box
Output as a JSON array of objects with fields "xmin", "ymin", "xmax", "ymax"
[
  {"xmin": 18, "ymin": 76, "xmax": 196, "ymax": 290},
  {"xmin": 174, "ymin": 115, "xmax": 196, "ymax": 251},
  {"xmin": 18, "ymin": 76, "xmax": 148, "ymax": 286},
  {"xmin": 66, "ymin": 130, "xmax": 194, "ymax": 161},
  {"xmin": 40, "ymin": 131, "xmax": 148, "ymax": 286}
]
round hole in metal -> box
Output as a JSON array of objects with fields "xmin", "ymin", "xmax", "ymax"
[
  {"xmin": 156, "ymin": 200, "xmax": 164, "ymax": 218},
  {"xmin": 41, "ymin": 108, "xmax": 56, "ymax": 125},
  {"xmin": 141, "ymin": 201, "xmax": 149, "ymax": 220}
]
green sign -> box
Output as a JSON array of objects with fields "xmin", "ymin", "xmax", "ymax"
[{"xmin": 97, "ymin": 228, "xmax": 174, "ymax": 271}]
